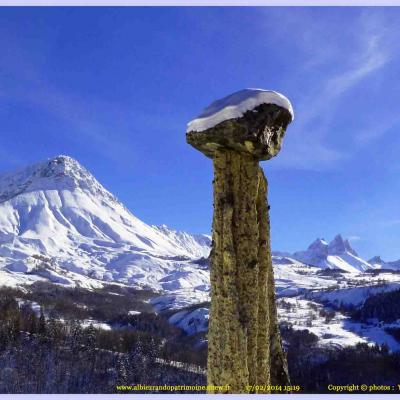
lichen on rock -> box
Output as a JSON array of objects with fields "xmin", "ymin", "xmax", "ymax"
[{"xmin": 186, "ymin": 89, "xmax": 293, "ymax": 393}]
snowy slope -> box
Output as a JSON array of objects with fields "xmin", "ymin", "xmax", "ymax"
[
  {"xmin": 369, "ymin": 256, "xmax": 386, "ymax": 269},
  {"xmin": 0, "ymin": 156, "xmax": 210, "ymax": 290},
  {"xmin": 186, "ymin": 88, "xmax": 294, "ymax": 133},
  {"xmin": 293, "ymin": 235, "xmax": 372, "ymax": 272},
  {"xmin": 368, "ymin": 256, "xmax": 400, "ymax": 270},
  {"xmin": 169, "ymin": 308, "xmax": 209, "ymax": 336},
  {"xmin": 152, "ymin": 224, "xmax": 211, "ymax": 259},
  {"xmin": 2, "ymin": 156, "xmax": 400, "ymax": 351},
  {"xmin": 163, "ymin": 255, "xmax": 400, "ymax": 345},
  {"xmin": 277, "ymin": 297, "xmax": 400, "ymax": 352}
]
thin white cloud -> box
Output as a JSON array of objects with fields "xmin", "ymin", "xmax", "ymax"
[
  {"xmin": 347, "ymin": 235, "xmax": 361, "ymax": 242},
  {"xmin": 325, "ymin": 53, "xmax": 388, "ymax": 99},
  {"xmin": 265, "ymin": 10, "xmax": 395, "ymax": 171},
  {"xmin": 354, "ymin": 115, "xmax": 400, "ymax": 145},
  {"xmin": 297, "ymin": 24, "xmax": 390, "ymax": 128}
]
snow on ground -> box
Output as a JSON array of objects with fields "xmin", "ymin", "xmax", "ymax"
[
  {"xmin": 128, "ymin": 310, "xmax": 141, "ymax": 316},
  {"xmin": 344, "ymin": 320, "xmax": 400, "ymax": 352},
  {"xmin": 275, "ymin": 264, "xmax": 400, "ymax": 351},
  {"xmin": 273, "ymin": 259, "xmax": 336, "ymax": 296},
  {"xmin": 277, "ymin": 297, "xmax": 400, "ymax": 352},
  {"xmin": 277, "ymin": 298, "xmax": 367, "ymax": 348},
  {"xmin": 169, "ymin": 308, "xmax": 209, "ymax": 335},
  {"xmin": 1, "ymin": 156, "xmax": 400, "ymax": 351},
  {"xmin": 186, "ymin": 88, "xmax": 294, "ymax": 133},
  {"xmin": 16, "ymin": 298, "xmax": 41, "ymax": 316},
  {"xmin": 0, "ymin": 256, "xmax": 107, "ymax": 290},
  {"xmin": 0, "ymin": 156, "xmax": 211, "ymax": 291},
  {"xmin": 0, "ymin": 268, "xmax": 46, "ymax": 288},
  {"xmin": 161, "ymin": 258, "xmax": 400, "ymax": 350},
  {"xmin": 81, "ymin": 319, "xmax": 112, "ymax": 331},
  {"xmin": 151, "ymin": 287, "xmax": 210, "ymax": 313},
  {"xmin": 308, "ymin": 282, "xmax": 400, "ymax": 307},
  {"xmin": 152, "ymin": 224, "xmax": 211, "ymax": 259}
]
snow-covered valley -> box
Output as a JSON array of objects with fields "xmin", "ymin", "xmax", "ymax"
[{"xmin": 1, "ymin": 155, "xmax": 400, "ymax": 353}]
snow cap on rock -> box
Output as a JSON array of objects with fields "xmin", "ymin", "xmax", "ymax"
[
  {"xmin": 186, "ymin": 88, "xmax": 294, "ymax": 161},
  {"xmin": 187, "ymin": 88, "xmax": 294, "ymax": 133}
]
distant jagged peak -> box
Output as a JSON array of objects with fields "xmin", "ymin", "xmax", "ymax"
[
  {"xmin": 308, "ymin": 238, "xmax": 328, "ymax": 249},
  {"xmin": 299, "ymin": 233, "xmax": 361, "ymax": 258},
  {"xmin": 328, "ymin": 234, "xmax": 358, "ymax": 256},
  {"xmin": 304, "ymin": 238, "xmax": 328, "ymax": 258},
  {"xmin": 368, "ymin": 255, "xmax": 385, "ymax": 265},
  {"xmin": 367, "ymin": 256, "xmax": 400, "ymax": 270},
  {"xmin": 292, "ymin": 234, "xmax": 369, "ymax": 272},
  {"xmin": 329, "ymin": 233, "xmax": 345, "ymax": 245},
  {"xmin": 0, "ymin": 155, "xmax": 119, "ymax": 205}
]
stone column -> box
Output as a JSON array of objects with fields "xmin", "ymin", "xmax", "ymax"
[{"xmin": 186, "ymin": 92, "xmax": 293, "ymax": 393}]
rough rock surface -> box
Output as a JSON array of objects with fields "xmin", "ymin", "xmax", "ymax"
[
  {"xmin": 187, "ymin": 103, "xmax": 292, "ymax": 161},
  {"xmin": 187, "ymin": 90, "xmax": 292, "ymax": 393},
  {"xmin": 207, "ymin": 150, "xmax": 290, "ymax": 392}
]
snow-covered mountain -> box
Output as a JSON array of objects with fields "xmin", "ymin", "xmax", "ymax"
[
  {"xmin": 152, "ymin": 224, "xmax": 211, "ymax": 259},
  {"xmin": 0, "ymin": 155, "xmax": 210, "ymax": 291},
  {"xmin": 2, "ymin": 155, "xmax": 400, "ymax": 352},
  {"xmin": 368, "ymin": 256, "xmax": 400, "ymax": 270},
  {"xmin": 292, "ymin": 235, "xmax": 372, "ymax": 273}
]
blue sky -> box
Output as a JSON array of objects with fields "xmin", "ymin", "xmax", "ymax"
[{"xmin": 0, "ymin": 7, "xmax": 399, "ymax": 260}]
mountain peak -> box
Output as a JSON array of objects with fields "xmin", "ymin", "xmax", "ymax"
[
  {"xmin": 0, "ymin": 155, "xmax": 117, "ymax": 205},
  {"xmin": 0, "ymin": 156, "xmax": 213, "ymax": 290},
  {"xmin": 308, "ymin": 238, "xmax": 328, "ymax": 247},
  {"xmin": 368, "ymin": 256, "xmax": 385, "ymax": 265},
  {"xmin": 307, "ymin": 238, "xmax": 328, "ymax": 251},
  {"xmin": 50, "ymin": 154, "xmax": 76, "ymax": 163},
  {"xmin": 48, "ymin": 154, "xmax": 80, "ymax": 166},
  {"xmin": 293, "ymin": 234, "xmax": 369, "ymax": 272},
  {"xmin": 328, "ymin": 234, "xmax": 358, "ymax": 256},
  {"xmin": 37, "ymin": 155, "xmax": 85, "ymax": 178}
]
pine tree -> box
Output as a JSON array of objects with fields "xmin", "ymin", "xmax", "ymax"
[
  {"xmin": 38, "ymin": 308, "xmax": 47, "ymax": 337},
  {"xmin": 28, "ymin": 313, "xmax": 38, "ymax": 334},
  {"xmin": 85, "ymin": 323, "xmax": 97, "ymax": 351},
  {"xmin": 116, "ymin": 355, "xmax": 128, "ymax": 385}
]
